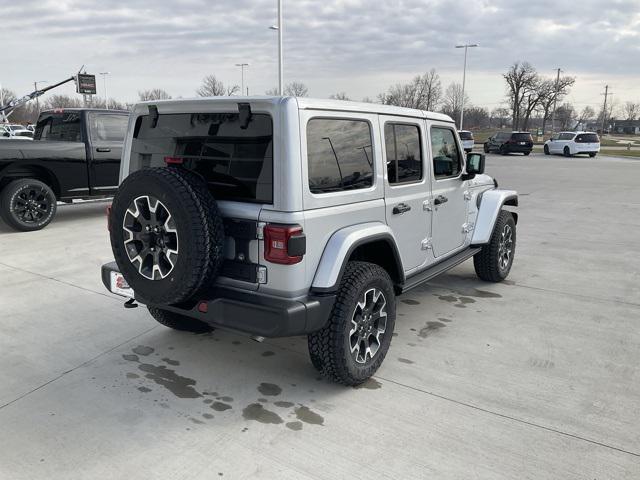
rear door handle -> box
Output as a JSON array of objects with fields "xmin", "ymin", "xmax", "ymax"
[
  {"xmin": 96, "ymin": 147, "xmax": 111, "ymax": 152},
  {"xmin": 434, "ymin": 195, "xmax": 448, "ymax": 205},
  {"xmin": 392, "ymin": 203, "xmax": 411, "ymax": 215}
]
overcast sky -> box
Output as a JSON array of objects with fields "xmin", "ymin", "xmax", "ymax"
[{"xmin": 2, "ymin": 0, "xmax": 639, "ymax": 112}]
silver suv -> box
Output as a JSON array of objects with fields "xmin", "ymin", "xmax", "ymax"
[{"xmin": 102, "ymin": 97, "xmax": 518, "ymax": 385}]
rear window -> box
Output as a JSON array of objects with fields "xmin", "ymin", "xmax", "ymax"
[
  {"xmin": 130, "ymin": 112, "xmax": 273, "ymax": 204},
  {"xmin": 35, "ymin": 112, "xmax": 82, "ymax": 142},
  {"xmin": 575, "ymin": 133, "xmax": 599, "ymax": 143},
  {"xmin": 511, "ymin": 133, "xmax": 533, "ymax": 142},
  {"xmin": 458, "ymin": 131, "xmax": 473, "ymax": 140},
  {"xmin": 89, "ymin": 113, "xmax": 128, "ymax": 142}
]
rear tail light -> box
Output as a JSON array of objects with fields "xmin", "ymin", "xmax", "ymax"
[
  {"xmin": 264, "ymin": 224, "xmax": 305, "ymax": 265},
  {"xmin": 164, "ymin": 156, "xmax": 184, "ymax": 165}
]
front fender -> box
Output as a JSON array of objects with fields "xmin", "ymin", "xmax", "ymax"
[
  {"xmin": 471, "ymin": 189, "xmax": 518, "ymax": 245},
  {"xmin": 311, "ymin": 222, "xmax": 403, "ymax": 293}
]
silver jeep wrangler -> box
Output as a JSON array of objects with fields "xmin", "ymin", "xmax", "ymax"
[{"xmin": 102, "ymin": 97, "xmax": 517, "ymax": 385}]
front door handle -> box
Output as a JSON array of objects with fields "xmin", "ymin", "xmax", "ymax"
[
  {"xmin": 434, "ymin": 195, "xmax": 448, "ymax": 205},
  {"xmin": 96, "ymin": 147, "xmax": 111, "ymax": 153},
  {"xmin": 392, "ymin": 203, "xmax": 412, "ymax": 215}
]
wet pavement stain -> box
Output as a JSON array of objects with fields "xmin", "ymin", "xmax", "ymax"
[
  {"xmin": 398, "ymin": 358, "xmax": 415, "ymax": 364},
  {"xmin": 190, "ymin": 418, "xmax": 205, "ymax": 425},
  {"xmin": 274, "ymin": 400, "xmax": 295, "ymax": 408},
  {"xmin": 122, "ymin": 354, "xmax": 139, "ymax": 362},
  {"xmin": 503, "ymin": 279, "xmax": 516, "ymax": 286},
  {"xmin": 438, "ymin": 318, "xmax": 452, "ymax": 323},
  {"xmin": 211, "ymin": 401, "xmax": 232, "ymax": 412},
  {"xmin": 437, "ymin": 295, "xmax": 458, "ymax": 303},
  {"xmin": 161, "ymin": 358, "xmax": 180, "ymax": 366},
  {"xmin": 401, "ymin": 299, "xmax": 420, "ymax": 305},
  {"xmin": 137, "ymin": 386, "xmax": 152, "ymax": 393},
  {"xmin": 354, "ymin": 378, "xmax": 382, "ymax": 390},
  {"xmin": 295, "ymin": 406, "xmax": 324, "ymax": 425},
  {"xmin": 203, "ymin": 399, "xmax": 213, "ymax": 404},
  {"xmin": 202, "ymin": 413, "xmax": 214, "ymax": 419},
  {"xmin": 258, "ymin": 398, "xmax": 268, "ymax": 403},
  {"xmin": 261, "ymin": 351, "xmax": 275, "ymax": 357},
  {"xmin": 138, "ymin": 363, "xmax": 201, "ymax": 399},
  {"xmin": 219, "ymin": 396, "xmax": 234, "ymax": 402},
  {"xmin": 286, "ymin": 421, "xmax": 303, "ymax": 431},
  {"xmin": 456, "ymin": 289, "xmax": 502, "ymax": 299},
  {"xmin": 258, "ymin": 383, "xmax": 282, "ymax": 396},
  {"xmin": 459, "ymin": 297, "xmax": 476, "ymax": 304},
  {"xmin": 242, "ymin": 403, "xmax": 284, "ymax": 424},
  {"xmin": 418, "ymin": 321, "xmax": 447, "ymax": 338},
  {"xmin": 126, "ymin": 373, "xmax": 140, "ymax": 379},
  {"xmin": 132, "ymin": 345, "xmax": 155, "ymax": 356},
  {"xmin": 232, "ymin": 341, "xmax": 242, "ymax": 345}
]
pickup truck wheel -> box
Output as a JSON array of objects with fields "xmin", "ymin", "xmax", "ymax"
[
  {"xmin": 307, "ymin": 261, "xmax": 396, "ymax": 386},
  {"xmin": 474, "ymin": 210, "xmax": 516, "ymax": 282},
  {"xmin": 147, "ymin": 306, "xmax": 212, "ymax": 333},
  {"xmin": 110, "ymin": 167, "xmax": 224, "ymax": 305},
  {"xmin": 0, "ymin": 178, "xmax": 57, "ymax": 232}
]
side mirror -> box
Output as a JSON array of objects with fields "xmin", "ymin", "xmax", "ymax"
[{"xmin": 463, "ymin": 152, "xmax": 485, "ymax": 180}]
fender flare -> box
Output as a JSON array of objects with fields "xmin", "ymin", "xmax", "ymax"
[
  {"xmin": 471, "ymin": 189, "xmax": 518, "ymax": 245},
  {"xmin": 311, "ymin": 222, "xmax": 404, "ymax": 294}
]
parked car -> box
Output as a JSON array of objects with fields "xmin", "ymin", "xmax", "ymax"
[
  {"xmin": 1, "ymin": 124, "xmax": 32, "ymax": 139},
  {"xmin": 458, "ymin": 130, "xmax": 474, "ymax": 153},
  {"xmin": 544, "ymin": 131, "xmax": 600, "ymax": 157},
  {"xmin": 101, "ymin": 97, "xmax": 518, "ymax": 386},
  {"xmin": 0, "ymin": 108, "xmax": 129, "ymax": 231},
  {"xmin": 483, "ymin": 131, "xmax": 533, "ymax": 155}
]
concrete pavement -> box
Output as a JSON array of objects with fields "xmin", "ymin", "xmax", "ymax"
[{"xmin": 0, "ymin": 153, "xmax": 638, "ymax": 479}]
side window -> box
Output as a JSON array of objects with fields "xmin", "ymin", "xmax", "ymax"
[
  {"xmin": 307, "ymin": 118, "xmax": 374, "ymax": 194},
  {"xmin": 430, "ymin": 127, "xmax": 462, "ymax": 179},
  {"xmin": 90, "ymin": 114, "xmax": 128, "ymax": 142},
  {"xmin": 38, "ymin": 113, "xmax": 82, "ymax": 142},
  {"xmin": 384, "ymin": 123, "xmax": 422, "ymax": 184}
]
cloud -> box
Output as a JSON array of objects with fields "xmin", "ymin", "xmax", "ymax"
[{"xmin": 1, "ymin": 0, "xmax": 638, "ymax": 107}]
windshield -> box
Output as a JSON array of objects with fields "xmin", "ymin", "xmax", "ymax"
[
  {"xmin": 131, "ymin": 112, "xmax": 273, "ymax": 204},
  {"xmin": 458, "ymin": 131, "xmax": 473, "ymax": 140}
]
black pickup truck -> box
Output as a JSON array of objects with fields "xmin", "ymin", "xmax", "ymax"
[{"xmin": 0, "ymin": 108, "xmax": 128, "ymax": 231}]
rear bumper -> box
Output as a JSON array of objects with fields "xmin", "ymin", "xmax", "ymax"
[
  {"xmin": 101, "ymin": 262, "xmax": 335, "ymax": 337},
  {"xmin": 505, "ymin": 144, "xmax": 533, "ymax": 153}
]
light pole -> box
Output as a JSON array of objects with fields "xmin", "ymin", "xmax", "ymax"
[
  {"xmin": 99, "ymin": 72, "xmax": 110, "ymax": 109},
  {"xmin": 33, "ymin": 80, "xmax": 47, "ymax": 117},
  {"xmin": 269, "ymin": 0, "xmax": 283, "ymax": 95},
  {"xmin": 455, "ymin": 43, "xmax": 478, "ymax": 130},
  {"xmin": 235, "ymin": 63, "xmax": 249, "ymax": 96}
]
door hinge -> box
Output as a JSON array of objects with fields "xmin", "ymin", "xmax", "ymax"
[
  {"xmin": 461, "ymin": 222, "xmax": 474, "ymax": 234},
  {"xmin": 464, "ymin": 190, "xmax": 472, "ymax": 201},
  {"xmin": 421, "ymin": 238, "xmax": 432, "ymax": 250},
  {"xmin": 422, "ymin": 199, "xmax": 432, "ymax": 211},
  {"xmin": 256, "ymin": 222, "xmax": 266, "ymax": 240}
]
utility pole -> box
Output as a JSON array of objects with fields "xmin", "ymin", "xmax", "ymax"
[
  {"xmin": 550, "ymin": 68, "xmax": 561, "ymax": 134},
  {"xmin": 99, "ymin": 72, "xmax": 110, "ymax": 109},
  {"xmin": 455, "ymin": 43, "xmax": 478, "ymax": 130},
  {"xmin": 269, "ymin": 0, "xmax": 283, "ymax": 95},
  {"xmin": 601, "ymin": 85, "xmax": 610, "ymax": 135},
  {"xmin": 235, "ymin": 63, "xmax": 249, "ymax": 96}
]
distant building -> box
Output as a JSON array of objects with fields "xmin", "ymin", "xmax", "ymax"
[{"xmin": 612, "ymin": 120, "xmax": 640, "ymax": 135}]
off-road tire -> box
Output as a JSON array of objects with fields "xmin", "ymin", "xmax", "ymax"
[
  {"xmin": 543, "ymin": 145, "xmax": 550, "ymax": 155},
  {"xmin": 0, "ymin": 178, "xmax": 57, "ymax": 231},
  {"xmin": 474, "ymin": 210, "xmax": 516, "ymax": 282},
  {"xmin": 148, "ymin": 306, "xmax": 213, "ymax": 333},
  {"xmin": 110, "ymin": 167, "xmax": 224, "ymax": 305},
  {"xmin": 308, "ymin": 261, "xmax": 396, "ymax": 386},
  {"xmin": 563, "ymin": 146, "xmax": 571, "ymax": 157}
]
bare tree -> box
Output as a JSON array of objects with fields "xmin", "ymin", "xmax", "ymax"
[
  {"xmin": 361, "ymin": 97, "xmax": 376, "ymax": 104},
  {"xmin": 329, "ymin": 92, "xmax": 350, "ymax": 101},
  {"xmin": 197, "ymin": 75, "xmax": 239, "ymax": 97},
  {"xmin": 379, "ymin": 69, "xmax": 442, "ymax": 111},
  {"xmin": 623, "ymin": 101, "xmax": 639, "ymax": 120},
  {"xmin": 44, "ymin": 94, "xmax": 84, "ymax": 108},
  {"xmin": 578, "ymin": 106, "xmax": 595, "ymax": 125},
  {"xmin": 265, "ymin": 87, "xmax": 279, "ymax": 95},
  {"xmin": 503, "ymin": 62, "xmax": 539, "ymax": 130},
  {"xmin": 440, "ymin": 82, "xmax": 469, "ymax": 125},
  {"xmin": 491, "ymin": 107, "xmax": 511, "ymax": 128},
  {"xmin": 555, "ymin": 103, "xmax": 575, "ymax": 130},
  {"xmin": 463, "ymin": 106, "xmax": 491, "ymax": 129},
  {"xmin": 285, "ymin": 81, "xmax": 309, "ymax": 97},
  {"xmin": 138, "ymin": 89, "xmax": 172, "ymax": 101},
  {"xmin": 538, "ymin": 75, "xmax": 576, "ymax": 133}
]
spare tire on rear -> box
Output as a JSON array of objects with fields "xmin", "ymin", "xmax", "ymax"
[{"xmin": 109, "ymin": 167, "xmax": 224, "ymax": 305}]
